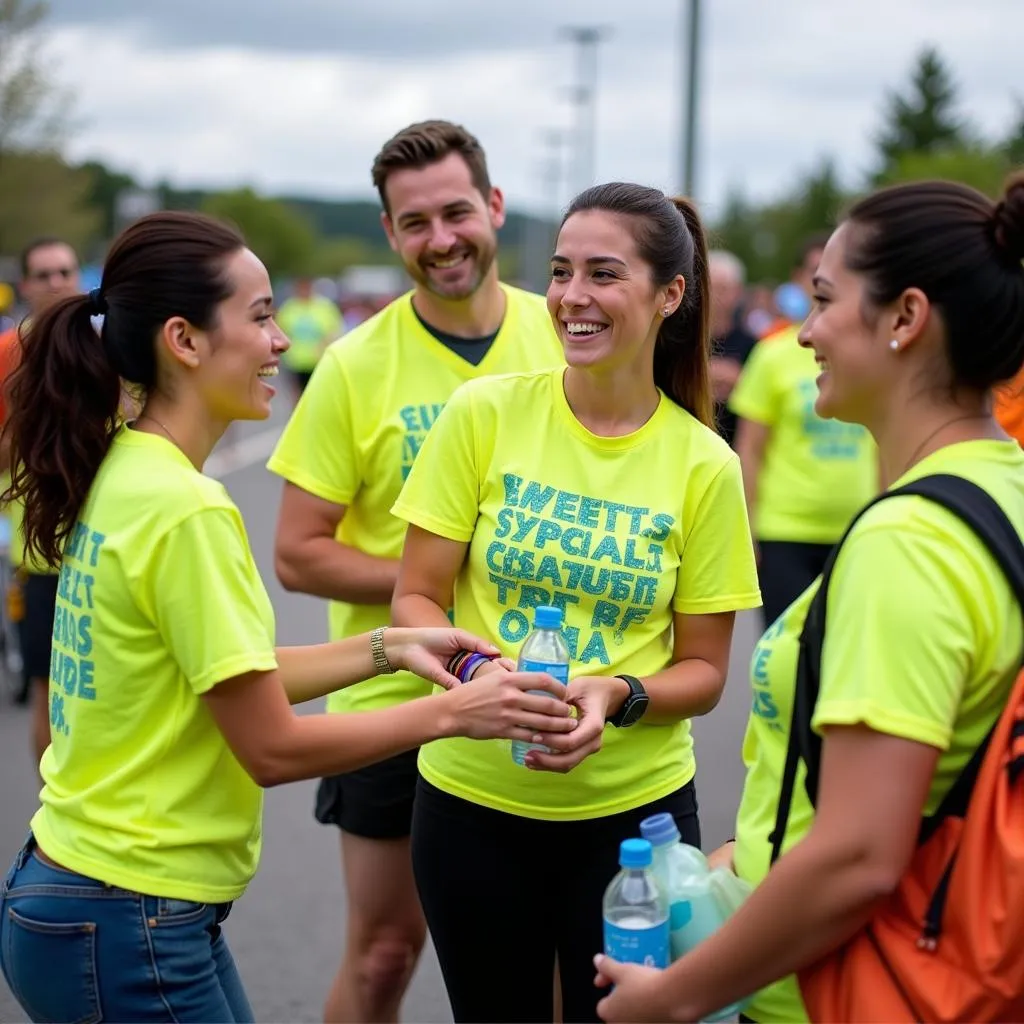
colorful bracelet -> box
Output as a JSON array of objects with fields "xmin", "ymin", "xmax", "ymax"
[
  {"xmin": 457, "ymin": 653, "xmax": 491, "ymax": 682},
  {"xmin": 447, "ymin": 649, "xmax": 473, "ymax": 677}
]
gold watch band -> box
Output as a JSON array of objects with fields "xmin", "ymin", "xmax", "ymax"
[{"xmin": 370, "ymin": 626, "xmax": 394, "ymax": 674}]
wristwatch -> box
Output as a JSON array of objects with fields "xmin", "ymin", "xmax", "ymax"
[{"xmin": 607, "ymin": 674, "xmax": 650, "ymax": 728}]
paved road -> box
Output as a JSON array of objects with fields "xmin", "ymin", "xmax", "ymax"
[{"xmin": 0, "ymin": 407, "xmax": 763, "ymax": 1024}]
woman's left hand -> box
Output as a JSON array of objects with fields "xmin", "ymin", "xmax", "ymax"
[
  {"xmin": 524, "ymin": 675, "xmax": 628, "ymax": 773},
  {"xmin": 382, "ymin": 627, "xmax": 502, "ymax": 689},
  {"xmin": 594, "ymin": 955, "xmax": 678, "ymax": 1023}
]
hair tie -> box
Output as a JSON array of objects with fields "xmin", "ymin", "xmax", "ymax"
[{"xmin": 88, "ymin": 287, "xmax": 108, "ymax": 315}]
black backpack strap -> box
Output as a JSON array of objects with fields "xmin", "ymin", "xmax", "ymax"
[{"xmin": 769, "ymin": 473, "xmax": 1024, "ymax": 865}]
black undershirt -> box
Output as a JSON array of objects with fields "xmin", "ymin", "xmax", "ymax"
[{"xmin": 412, "ymin": 303, "xmax": 499, "ymax": 367}]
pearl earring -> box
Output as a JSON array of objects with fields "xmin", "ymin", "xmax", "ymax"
[
  {"xmin": 662, "ymin": 307, "xmax": 672, "ymax": 318},
  {"xmin": 889, "ymin": 339, "xmax": 900, "ymax": 351}
]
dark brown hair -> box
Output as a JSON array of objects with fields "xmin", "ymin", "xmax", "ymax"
[
  {"xmin": 844, "ymin": 173, "xmax": 1024, "ymax": 390},
  {"xmin": 2, "ymin": 211, "xmax": 245, "ymax": 568},
  {"xmin": 371, "ymin": 120, "xmax": 492, "ymax": 213},
  {"xmin": 561, "ymin": 182, "xmax": 713, "ymax": 427}
]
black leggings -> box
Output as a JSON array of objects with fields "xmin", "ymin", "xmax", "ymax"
[
  {"xmin": 411, "ymin": 776, "xmax": 700, "ymax": 1024},
  {"xmin": 757, "ymin": 539, "xmax": 834, "ymax": 627}
]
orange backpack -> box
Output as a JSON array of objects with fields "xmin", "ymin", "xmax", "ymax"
[{"xmin": 770, "ymin": 473, "xmax": 1024, "ymax": 1022}]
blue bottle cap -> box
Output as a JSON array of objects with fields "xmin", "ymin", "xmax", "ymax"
[
  {"xmin": 619, "ymin": 838, "xmax": 653, "ymax": 869},
  {"xmin": 533, "ymin": 605, "xmax": 563, "ymax": 630},
  {"xmin": 640, "ymin": 813, "xmax": 681, "ymax": 847}
]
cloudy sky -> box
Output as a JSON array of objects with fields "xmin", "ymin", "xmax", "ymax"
[{"xmin": 45, "ymin": 0, "xmax": 1023, "ymax": 221}]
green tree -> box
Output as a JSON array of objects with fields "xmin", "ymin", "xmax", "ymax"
[
  {"xmin": 1002, "ymin": 99, "xmax": 1024, "ymax": 166},
  {"xmin": 0, "ymin": 151, "xmax": 99, "ymax": 254},
  {"xmin": 79, "ymin": 160, "xmax": 140, "ymax": 239},
  {"xmin": 874, "ymin": 46, "xmax": 966, "ymax": 180},
  {"xmin": 878, "ymin": 145, "xmax": 1013, "ymax": 198},
  {"xmin": 201, "ymin": 188, "xmax": 317, "ymax": 279}
]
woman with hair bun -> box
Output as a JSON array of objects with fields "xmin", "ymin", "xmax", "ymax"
[{"xmin": 595, "ymin": 174, "xmax": 1024, "ymax": 1023}]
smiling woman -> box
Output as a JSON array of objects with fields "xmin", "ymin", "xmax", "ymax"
[
  {"xmin": 0, "ymin": 211, "xmax": 577, "ymax": 1024},
  {"xmin": 390, "ymin": 181, "xmax": 761, "ymax": 1024}
]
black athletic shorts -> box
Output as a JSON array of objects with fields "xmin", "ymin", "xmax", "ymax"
[
  {"xmin": 314, "ymin": 747, "xmax": 420, "ymax": 840},
  {"xmin": 20, "ymin": 572, "xmax": 58, "ymax": 683}
]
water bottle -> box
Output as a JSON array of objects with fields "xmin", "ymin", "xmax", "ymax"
[
  {"xmin": 640, "ymin": 813, "xmax": 721, "ymax": 961},
  {"xmin": 641, "ymin": 814, "xmax": 749, "ymax": 1021},
  {"xmin": 510, "ymin": 604, "xmax": 570, "ymax": 766},
  {"xmin": 602, "ymin": 838, "xmax": 670, "ymax": 968}
]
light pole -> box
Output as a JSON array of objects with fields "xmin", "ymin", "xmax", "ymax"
[
  {"xmin": 680, "ymin": 0, "xmax": 701, "ymax": 198},
  {"xmin": 562, "ymin": 25, "xmax": 608, "ymax": 196}
]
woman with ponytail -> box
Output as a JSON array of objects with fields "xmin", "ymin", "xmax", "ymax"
[
  {"xmin": 0, "ymin": 211, "xmax": 577, "ymax": 1024},
  {"xmin": 390, "ymin": 182, "xmax": 761, "ymax": 1022}
]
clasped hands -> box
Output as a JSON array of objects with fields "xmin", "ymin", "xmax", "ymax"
[{"xmin": 467, "ymin": 656, "xmax": 629, "ymax": 773}]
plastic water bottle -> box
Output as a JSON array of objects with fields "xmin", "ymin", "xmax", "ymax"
[
  {"xmin": 603, "ymin": 838, "xmax": 670, "ymax": 968},
  {"xmin": 640, "ymin": 813, "xmax": 722, "ymax": 960},
  {"xmin": 640, "ymin": 813, "xmax": 750, "ymax": 1021},
  {"xmin": 510, "ymin": 604, "xmax": 570, "ymax": 766}
]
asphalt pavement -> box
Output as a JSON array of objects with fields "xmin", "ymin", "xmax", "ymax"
[{"xmin": 0, "ymin": 406, "xmax": 763, "ymax": 1024}]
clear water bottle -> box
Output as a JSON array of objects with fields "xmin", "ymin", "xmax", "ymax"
[
  {"xmin": 640, "ymin": 814, "xmax": 721, "ymax": 960},
  {"xmin": 603, "ymin": 838, "xmax": 670, "ymax": 968},
  {"xmin": 640, "ymin": 813, "xmax": 749, "ymax": 1021},
  {"xmin": 510, "ymin": 604, "xmax": 570, "ymax": 766}
]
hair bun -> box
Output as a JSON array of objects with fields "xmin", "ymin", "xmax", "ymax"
[{"xmin": 993, "ymin": 172, "xmax": 1024, "ymax": 263}]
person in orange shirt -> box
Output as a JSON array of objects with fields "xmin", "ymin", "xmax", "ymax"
[{"xmin": 0, "ymin": 238, "xmax": 82, "ymax": 752}]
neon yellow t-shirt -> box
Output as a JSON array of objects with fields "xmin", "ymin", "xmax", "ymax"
[
  {"xmin": 728, "ymin": 327, "xmax": 877, "ymax": 543},
  {"xmin": 6, "ymin": 493, "xmax": 56, "ymax": 575},
  {"xmin": 733, "ymin": 438, "xmax": 1024, "ymax": 1022},
  {"xmin": 30, "ymin": 427, "xmax": 278, "ymax": 904},
  {"xmin": 267, "ymin": 285, "xmax": 562, "ymax": 714},
  {"xmin": 391, "ymin": 368, "xmax": 762, "ymax": 820},
  {"xmin": 277, "ymin": 294, "xmax": 343, "ymax": 373}
]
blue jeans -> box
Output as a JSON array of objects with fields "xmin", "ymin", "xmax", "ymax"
[{"xmin": 1, "ymin": 834, "xmax": 254, "ymax": 1023}]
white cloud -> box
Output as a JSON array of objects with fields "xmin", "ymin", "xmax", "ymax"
[{"xmin": 47, "ymin": 0, "xmax": 1024, "ymax": 226}]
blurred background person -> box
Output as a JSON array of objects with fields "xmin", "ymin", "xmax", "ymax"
[
  {"xmin": 276, "ymin": 277, "xmax": 344, "ymax": 399},
  {"xmin": 729, "ymin": 319, "xmax": 877, "ymax": 628},
  {"xmin": 0, "ymin": 238, "xmax": 81, "ymax": 764},
  {"xmin": 709, "ymin": 249, "xmax": 757, "ymax": 447}
]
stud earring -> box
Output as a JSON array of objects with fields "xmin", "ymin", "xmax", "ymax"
[
  {"xmin": 662, "ymin": 307, "xmax": 672, "ymax": 318},
  {"xmin": 889, "ymin": 339, "xmax": 900, "ymax": 351}
]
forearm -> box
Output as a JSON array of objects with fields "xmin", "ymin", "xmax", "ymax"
[
  {"xmin": 638, "ymin": 657, "xmax": 726, "ymax": 724},
  {"xmin": 263, "ymin": 694, "xmax": 452, "ymax": 785},
  {"xmin": 278, "ymin": 539, "xmax": 399, "ymax": 605},
  {"xmin": 658, "ymin": 832, "xmax": 884, "ymax": 1022},
  {"xmin": 275, "ymin": 632, "xmax": 383, "ymax": 705},
  {"xmin": 392, "ymin": 591, "xmax": 454, "ymax": 630}
]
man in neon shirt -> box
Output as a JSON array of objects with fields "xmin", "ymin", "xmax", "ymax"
[{"xmin": 268, "ymin": 120, "xmax": 561, "ymax": 1023}]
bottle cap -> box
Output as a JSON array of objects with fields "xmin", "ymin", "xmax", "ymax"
[
  {"xmin": 619, "ymin": 838, "xmax": 653, "ymax": 869},
  {"xmin": 533, "ymin": 604, "xmax": 563, "ymax": 630},
  {"xmin": 640, "ymin": 812, "xmax": 681, "ymax": 847}
]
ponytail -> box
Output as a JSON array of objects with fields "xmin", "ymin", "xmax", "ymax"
[
  {"xmin": 655, "ymin": 197, "xmax": 712, "ymax": 427},
  {"xmin": 2, "ymin": 297, "xmax": 123, "ymax": 569}
]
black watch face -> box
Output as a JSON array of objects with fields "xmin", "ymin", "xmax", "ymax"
[{"xmin": 620, "ymin": 693, "xmax": 649, "ymax": 727}]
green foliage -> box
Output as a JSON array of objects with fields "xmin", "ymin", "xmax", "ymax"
[
  {"xmin": 0, "ymin": 150, "xmax": 99, "ymax": 255},
  {"xmin": 874, "ymin": 46, "xmax": 967, "ymax": 180},
  {"xmin": 878, "ymin": 145, "xmax": 1014, "ymax": 198},
  {"xmin": 200, "ymin": 188, "xmax": 316, "ymax": 279}
]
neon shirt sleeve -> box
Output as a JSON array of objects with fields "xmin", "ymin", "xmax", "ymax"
[
  {"xmin": 728, "ymin": 340, "xmax": 781, "ymax": 427},
  {"xmin": 144, "ymin": 507, "xmax": 278, "ymax": 695},
  {"xmin": 391, "ymin": 383, "xmax": 481, "ymax": 543},
  {"xmin": 812, "ymin": 519, "xmax": 972, "ymax": 750},
  {"xmin": 267, "ymin": 350, "xmax": 359, "ymax": 505},
  {"xmin": 673, "ymin": 455, "xmax": 761, "ymax": 614}
]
